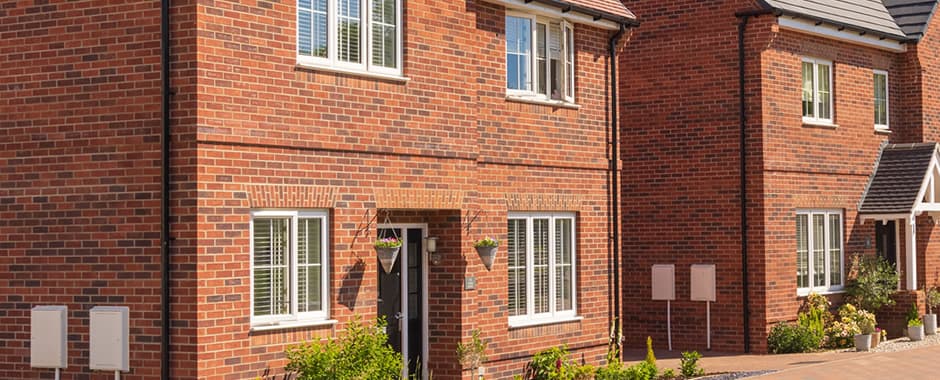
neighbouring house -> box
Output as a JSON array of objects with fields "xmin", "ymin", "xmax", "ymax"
[
  {"xmin": 621, "ymin": 0, "xmax": 940, "ymax": 353},
  {"xmin": 0, "ymin": 0, "xmax": 636, "ymax": 379}
]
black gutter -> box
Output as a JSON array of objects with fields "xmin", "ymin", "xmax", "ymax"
[
  {"xmin": 160, "ymin": 0, "xmax": 171, "ymax": 378},
  {"xmin": 608, "ymin": 23, "xmax": 625, "ymax": 359},
  {"xmin": 735, "ymin": 8, "xmax": 771, "ymax": 354},
  {"xmin": 529, "ymin": 0, "xmax": 640, "ymax": 27}
]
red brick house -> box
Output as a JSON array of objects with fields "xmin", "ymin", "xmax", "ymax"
[
  {"xmin": 1, "ymin": 0, "xmax": 636, "ymax": 379},
  {"xmin": 621, "ymin": 0, "xmax": 940, "ymax": 353}
]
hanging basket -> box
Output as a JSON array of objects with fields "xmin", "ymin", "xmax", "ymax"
[
  {"xmin": 476, "ymin": 246, "xmax": 498, "ymax": 271},
  {"xmin": 376, "ymin": 246, "xmax": 401, "ymax": 274}
]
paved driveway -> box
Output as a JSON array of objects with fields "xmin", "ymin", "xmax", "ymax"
[{"xmin": 753, "ymin": 343, "xmax": 940, "ymax": 379}]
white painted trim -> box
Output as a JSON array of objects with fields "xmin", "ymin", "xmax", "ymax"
[
  {"xmin": 906, "ymin": 214, "xmax": 918, "ymax": 290},
  {"xmin": 895, "ymin": 220, "xmax": 902, "ymax": 291},
  {"xmin": 778, "ymin": 17, "xmax": 908, "ymax": 53},
  {"xmin": 505, "ymin": 95, "xmax": 581, "ymax": 109},
  {"xmin": 296, "ymin": 60, "xmax": 410, "ymax": 82},
  {"xmin": 873, "ymin": 70, "xmax": 889, "ymax": 130},
  {"xmin": 508, "ymin": 315, "xmax": 583, "ymax": 329},
  {"xmin": 861, "ymin": 213, "xmax": 912, "ymax": 221},
  {"xmin": 482, "ymin": 0, "xmax": 622, "ymax": 30},
  {"xmin": 377, "ymin": 223, "xmax": 429, "ymax": 380},
  {"xmin": 249, "ymin": 319, "xmax": 338, "ymax": 332}
]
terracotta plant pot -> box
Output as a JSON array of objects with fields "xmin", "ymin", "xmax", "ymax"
[
  {"xmin": 854, "ymin": 334, "xmax": 871, "ymax": 352},
  {"xmin": 376, "ymin": 246, "xmax": 401, "ymax": 274},
  {"xmin": 475, "ymin": 246, "xmax": 498, "ymax": 271},
  {"xmin": 871, "ymin": 331, "xmax": 880, "ymax": 348}
]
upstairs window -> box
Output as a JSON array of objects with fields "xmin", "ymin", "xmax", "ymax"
[
  {"xmin": 506, "ymin": 13, "xmax": 575, "ymax": 103},
  {"xmin": 802, "ymin": 58, "xmax": 832, "ymax": 124},
  {"xmin": 874, "ymin": 70, "xmax": 889, "ymax": 130},
  {"xmin": 297, "ymin": 0, "xmax": 402, "ymax": 76}
]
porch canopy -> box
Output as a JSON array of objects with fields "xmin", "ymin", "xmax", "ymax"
[{"xmin": 859, "ymin": 142, "xmax": 940, "ymax": 290}]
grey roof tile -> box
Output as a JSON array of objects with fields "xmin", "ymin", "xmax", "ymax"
[
  {"xmin": 760, "ymin": 0, "xmax": 910, "ymax": 40},
  {"xmin": 859, "ymin": 143, "xmax": 938, "ymax": 214},
  {"xmin": 883, "ymin": 0, "xmax": 939, "ymax": 38}
]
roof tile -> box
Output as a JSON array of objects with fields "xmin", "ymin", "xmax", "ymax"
[{"xmin": 859, "ymin": 143, "xmax": 938, "ymax": 214}]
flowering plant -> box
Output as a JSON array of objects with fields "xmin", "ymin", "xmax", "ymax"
[
  {"xmin": 855, "ymin": 309, "xmax": 877, "ymax": 334},
  {"xmin": 374, "ymin": 237, "xmax": 402, "ymax": 249},
  {"xmin": 473, "ymin": 237, "xmax": 499, "ymax": 248}
]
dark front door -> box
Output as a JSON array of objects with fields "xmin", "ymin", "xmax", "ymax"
[
  {"xmin": 377, "ymin": 227, "xmax": 423, "ymax": 376},
  {"xmin": 875, "ymin": 221, "xmax": 897, "ymax": 267}
]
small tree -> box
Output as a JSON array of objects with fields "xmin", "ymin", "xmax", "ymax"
[
  {"xmin": 924, "ymin": 285, "xmax": 940, "ymax": 314},
  {"xmin": 456, "ymin": 329, "xmax": 488, "ymax": 377},
  {"xmin": 845, "ymin": 254, "xmax": 899, "ymax": 311}
]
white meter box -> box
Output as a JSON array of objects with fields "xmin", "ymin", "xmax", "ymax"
[
  {"xmin": 651, "ymin": 264, "xmax": 676, "ymax": 300},
  {"xmin": 31, "ymin": 305, "xmax": 68, "ymax": 369},
  {"xmin": 691, "ymin": 264, "xmax": 717, "ymax": 302},
  {"xmin": 90, "ymin": 306, "xmax": 129, "ymax": 372}
]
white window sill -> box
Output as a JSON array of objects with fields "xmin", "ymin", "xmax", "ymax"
[
  {"xmin": 875, "ymin": 126, "xmax": 891, "ymax": 134},
  {"xmin": 802, "ymin": 120, "xmax": 838, "ymax": 129},
  {"xmin": 505, "ymin": 95, "xmax": 581, "ymax": 110},
  {"xmin": 250, "ymin": 319, "xmax": 337, "ymax": 332},
  {"xmin": 295, "ymin": 62, "xmax": 410, "ymax": 83},
  {"xmin": 508, "ymin": 315, "xmax": 582, "ymax": 329},
  {"xmin": 797, "ymin": 288, "xmax": 845, "ymax": 297}
]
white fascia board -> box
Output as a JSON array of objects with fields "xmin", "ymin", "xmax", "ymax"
[
  {"xmin": 860, "ymin": 213, "xmax": 911, "ymax": 222},
  {"xmin": 913, "ymin": 154, "xmax": 940, "ymax": 213},
  {"xmin": 778, "ymin": 17, "xmax": 907, "ymax": 53},
  {"xmin": 482, "ymin": 0, "xmax": 622, "ymax": 30}
]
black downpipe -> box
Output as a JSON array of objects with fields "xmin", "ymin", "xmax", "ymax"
[
  {"xmin": 735, "ymin": 8, "xmax": 771, "ymax": 354},
  {"xmin": 160, "ymin": 0, "xmax": 171, "ymax": 378},
  {"xmin": 609, "ymin": 24, "xmax": 625, "ymax": 356}
]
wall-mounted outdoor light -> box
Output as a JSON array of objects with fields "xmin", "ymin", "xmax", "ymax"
[{"xmin": 426, "ymin": 237, "xmax": 440, "ymax": 265}]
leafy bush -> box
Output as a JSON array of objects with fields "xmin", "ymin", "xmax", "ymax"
[
  {"xmin": 285, "ymin": 316, "xmax": 402, "ymax": 380},
  {"xmin": 907, "ymin": 301, "xmax": 920, "ymax": 324},
  {"xmin": 679, "ymin": 351, "xmax": 705, "ymax": 378},
  {"xmin": 926, "ymin": 287, "xmax": 940, "ymax": 314},
  {"xmin": 456, "ymin": 329, "xmax": 488, "ymax": 371},
  {"xmin": 768, "ymin": 322, "xmax": 820, "ymax": 353},
  {"xmin": 594, "ymin": 336, "xmax": 658, "ymax": 380},
  {"xmin": 855, "ymin": 309, "xmax": 876, "ymax": 335},
  {"xmin": 845, "ymin": 254, "xmax": 899, "ymax": 311},
  {"xmin": 521, "ymin": 345, "xmax": 595, "ymax": 380}
]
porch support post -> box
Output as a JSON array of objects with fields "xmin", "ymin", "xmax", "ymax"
[{"xmin": 907, "ymin": 214, "xmax": 918, "ymax": 290}]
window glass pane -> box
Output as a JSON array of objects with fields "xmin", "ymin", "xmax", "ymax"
[
  {"xmin": 874, "ymin": 73, "xmax": 887, "ymax": 126},
  {"xmin": 829, "ymin": 214, "xmax": 842, "ymax": 286},
  {"xmin": 565, "ymin": 25, "xmax": 574, "ymax": 99},
  {"xmin": 812, "ymin": 214, "xmax": 826, "ymax": 287},
  {"xmin": 555, "ymin": 218, "xmax": 573, "ymax": 311},
  {"xmin": 533, "ymin": 218, "xmax": 549, "ymax": 314},
  {"xmin": 802, "ymin": 62, "xmax": 814, "ymax": 117},
  {"xmin": 253, "ymin": 218, "xmax": 290, "ymax": 316},
  {"xmin": 298, "ymin": 218, "xmax": 322, "ymax": 313},
  {"xmin": 299, "ymin": 8, "xmax": 312, "ymax": 56},
  {"xmin": 536, "ymin": 23, "xmax": 547, "ymax": 96},
  {"xmin": 338, "ymin": 0, "xmax": 361, "ymax": 63},
  {"xmin": 371, "ymin": 0, "xmax": 397, "ymax": 68},
  {"xmin": 817, "ymin": 64, "xmax": 831, "ymax": 120},
  {"xmin": 796, "ymin": 214, "xmax": 808, "ymax": 288},
  {"xmin": 508, "ymin": 219, "xmax": 527, "ymax": 317},
  {"xmin": 299, "ymin": 0, "xmax": 328, "ymax": 58},
  {"xmin": 506, "ymin": 16, "xmax": 531, "ymax": 91},
  {"xmin": 549, "ymin": 22, "xmax": 562, "ymax": 100}
]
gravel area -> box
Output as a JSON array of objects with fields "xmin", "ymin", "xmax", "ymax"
[
  {"xmin": 869, "ymin": 331, "xmax": 940, "ymax": 352},
  {"xmin": 698, "ymin": 371, "xmax": 776, "ymax": 380}
]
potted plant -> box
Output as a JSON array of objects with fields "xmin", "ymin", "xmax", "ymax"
[
  {"xmin": 474, "ymin": 237, "xmax": 499, "ymax": 271},
  {"xmin": 375, "ymin": 237, "xmax": 402, "ymax": 274},
  {"xmin": 908, "ymin": 318, "xmax": 925, "ymax": 341},
  {"xmin": 923, "ymin": 286, "xmax": 940, "ymax": 335},
  {"xmin": 871, "ymin": 327, "xmax": 882, "ymax": 348},
  {"xmin": 854, "ymin": 308, "xmax": 876, "ymax": 352}
]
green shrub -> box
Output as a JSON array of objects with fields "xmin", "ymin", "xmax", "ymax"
[
  {"xmin": 521, "ymin": 346, "xmax": 595, "ymax": 380},
  {"xmin": 797, "ymin": 307, "xmax": 826, "ymax": 346},
  {"xmin": 594, "ymin": 336, "xmax": 658, "ymax": 380},
  {"xmin": 768, "ymin": 322, "xmax": 820, "ymax": 353},
  {"xmin": 456, "ymin": 329, "xmax": 488, "ymax": 371},
  {"xmin": 285, "ymin": 316, "xmax": 402, "ymax": 380},
  {"xmin": 679, "ymin": 351, "xmax": 705, "ymax": 378},
  {"xmin": 846, "ymin": 254, "xmax": 899, "ymax": 311},
  {"xmin": 907, "ymin": 301, "xmax": 920, "ymax": 324}
]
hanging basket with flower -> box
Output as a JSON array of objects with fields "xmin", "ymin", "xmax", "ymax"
[
  {"xmin": 375, "ymin": 237, "xmax": 402, "ymax": 274},
  {"xmin": 473, "ymin": 237, "xmax": 499, "ymax": 271}
]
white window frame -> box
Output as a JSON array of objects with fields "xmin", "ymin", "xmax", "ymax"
[
  {"xmin": 250, "ymin": 209, "xmax": 330, "ymax": 327},
  {"xmin": 801, "ymin": 58, "xmax": 833, "ymax": 124},
  {"xmin": 505, "ymin": 11, "xmax": 575, "ymax": 104},
  {"xmin": 874, "ymin": 69, "xmax": 889, "ymax": 130},
  {"xmin": 508, "ymin": 212, "xmax": 578, "ymax": 327},
  {"xmin": 296, "ymin": 0, "xmax": 403, "ymax": 77},
  {"xmin": 796, "ymin": 209, "xmax": 844, "ymax": 296}
]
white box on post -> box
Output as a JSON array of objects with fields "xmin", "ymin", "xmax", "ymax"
[
  {"xmin": 651, "ymin": 264, "xmax": 675, "ymax": 351},
  {"xmin": 691, "ymin": 264, "xmax": 717, "ymax": 350},
  {"xmin": 31, "ymin": 305, "xmax": 68, "ymax": 369},
  {"xmin": 89, "ymin": 306, "xmax": 129, "ymax": 372}
]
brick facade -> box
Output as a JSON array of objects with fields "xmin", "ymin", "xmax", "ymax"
[{"xmin": 2, "ymin": 0, "xmax": 627, "ymax": 378}]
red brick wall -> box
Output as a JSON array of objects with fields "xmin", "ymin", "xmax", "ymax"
[
  {"xmin": 619, "ymin": 0, "xmax": 771, "ymax": 353},
  {"xmin": 193, "ymin": 0, "xmax": 623, "ymax": 379},
  {"xmin": 0, "ymin": 0, "xmax": 171, "ymax": 378}
]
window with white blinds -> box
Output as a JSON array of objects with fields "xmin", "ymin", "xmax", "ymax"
[
  {"xmin": 508, "ymin": 212, "xmax": 577, "ymax": 326},
  {"xmin": 251, "ymin": 210, "xmax": 329, "ymax": 325},
  {"xmin": 506, "ymin": 12, "xmax": 575, "ymax": 103},
  {"xmin": 297, "ymin": 0, "xmax": 402, "ymax": 76},
  {"xmin": 796, "ymin": 210, "xmax": 843, "ymax": 295}
]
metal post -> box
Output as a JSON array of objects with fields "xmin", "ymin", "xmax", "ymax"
[{"xmin": 667, "ymin": 300, "xmax": 673, "ymax": 351}]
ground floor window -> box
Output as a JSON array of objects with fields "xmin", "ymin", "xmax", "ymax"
[
  {"xmin": 796, "ymin": 210, "xmax": 843, "ymax": 295},
  {"xmin": 508, "ymin": 212, "xmax": 577, "ymax": 326},
  {"xmin": 250, "ymin": 210, "xmax": 329, "ymax": 326}
]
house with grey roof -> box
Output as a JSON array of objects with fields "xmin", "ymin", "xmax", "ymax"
[{"xmin": 620, "ymin": 0, "xmax": 940, "ymax": 353}]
